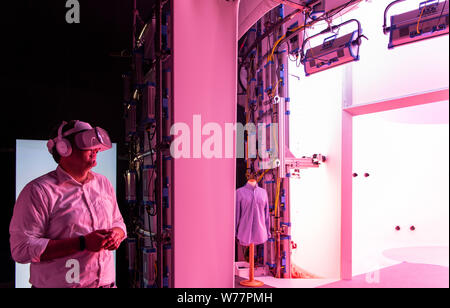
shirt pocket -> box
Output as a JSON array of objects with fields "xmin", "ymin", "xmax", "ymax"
[
  {"xmin": 254, "ymin": 195, "xmax": 267, "ymax": 212},
  {"xmin": 94, "ymin": 197, "xmax": 115, "ymax": 229}
]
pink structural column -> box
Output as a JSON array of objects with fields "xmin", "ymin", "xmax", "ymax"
[
  {"xmin": 341, "ymin": 110, "xmax": 353, "ymax": 280},
  {"xmin": 172, "ymin": 0, "xmax": 239, "ymax": 288},
  {"xmin": 341, "ymin": 65, "xmax": 353, "ymax": 280}
]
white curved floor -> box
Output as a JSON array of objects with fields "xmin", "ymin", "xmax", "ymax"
[{"xmin": 382, "ymin": 246, "xmax": 449, "ymax": 267}]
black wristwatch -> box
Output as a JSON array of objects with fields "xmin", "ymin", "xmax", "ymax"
[{"xmin": 79, "ymin": 235, "xmax": 86, "ymax": 251}]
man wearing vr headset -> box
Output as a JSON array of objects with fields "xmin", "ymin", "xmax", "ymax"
[{"xmin": 9, "ymin": 120, "xmax": 127, "ymax": 288}]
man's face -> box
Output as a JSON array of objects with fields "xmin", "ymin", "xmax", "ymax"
[{"xmin": 70, "ymin": 145, "xmax": 99, "ymax": 170}]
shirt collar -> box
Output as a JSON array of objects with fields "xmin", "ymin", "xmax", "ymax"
[
  {"xmin": 245, "ymin": 182, "xmax": 259, "ymax": 190},
  {"xmin": 56, "ymin": 165, "xmax": 94, "ymax": 185}
]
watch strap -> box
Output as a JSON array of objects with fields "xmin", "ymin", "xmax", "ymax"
[{"xmin": 79, "ymin": 235, "xmax": 86, "ymax": 251}]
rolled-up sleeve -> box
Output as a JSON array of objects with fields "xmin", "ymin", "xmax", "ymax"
[{"xmin": 9, "ymin": 183, "xmax": 50, "ymax": 264}]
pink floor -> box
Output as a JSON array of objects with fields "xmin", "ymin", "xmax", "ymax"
[{"xmin": 317, "ymin": 262, "xmax": 449, "ymax": 288}]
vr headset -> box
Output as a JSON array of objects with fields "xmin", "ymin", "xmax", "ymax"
[{"xmin": 47, "ymin": 120, "xmax": 112, "ymax": 157}]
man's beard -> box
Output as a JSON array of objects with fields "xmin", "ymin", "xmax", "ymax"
[
  {"xmin": 86, "ymin": 153, "xmax": 97, "ymax": 168},
  {"xmin": 88, "ymin": 157, "xmax": 97, "ymax": 168}
]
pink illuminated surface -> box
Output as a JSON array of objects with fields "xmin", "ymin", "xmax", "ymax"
[
  {"xmin": 288, "ymin": 0, "xmax": 448, "ymax": 285},
  {"xmin": 173, "ymin": 0, "xmax": 238, "ymax": 288},
  {"xmin": 352, "ymin": 102, "xmax": 449, "ymax": 278}
]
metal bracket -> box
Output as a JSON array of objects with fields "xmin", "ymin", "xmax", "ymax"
[{"xmin": 285, "ymin": 154, "xmax": 327, "ymax": 178}]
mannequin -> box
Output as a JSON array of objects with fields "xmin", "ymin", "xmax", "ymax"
[{"xmin": 235, "ymin": 176, "xmax": 270, "ymax": 287}]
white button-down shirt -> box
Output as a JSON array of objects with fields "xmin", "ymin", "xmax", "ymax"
[
  {"xmin": 235, "ymin": 183, "xmax": 271, "ymax": 246},
  {"xmin": 9, "ymin": 166, "xmax": 127, "ymax": 288}
]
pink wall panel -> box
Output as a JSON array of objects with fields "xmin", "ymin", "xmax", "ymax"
[{"xmin": 173, "ymin": 0, "xmax": 239, "ymax": 288}]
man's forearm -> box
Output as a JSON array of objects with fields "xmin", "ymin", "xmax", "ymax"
[{"xmin": 40, "ymin": 237, "xmax": 81, "ymax": 262}]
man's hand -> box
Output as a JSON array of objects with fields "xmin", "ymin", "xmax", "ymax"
[
  {"xmin": 102, "ymin": 228, "xmax": 125, "ymax": 251},
  {"xmin": 85, "ymin": 230, "xmax": 109, "ymax": 252}
]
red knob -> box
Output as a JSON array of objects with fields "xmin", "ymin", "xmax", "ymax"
[
  {"xmin": 395, "ymin": 226, "xmax": 401, "ymax": 231},
  {"xmin": 291, "ymin": 241, "xmax": 297, "ymax": 249},
  {"xmin": 410, "ymin": 226, "xmax": 415, "ymax": 231}
]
